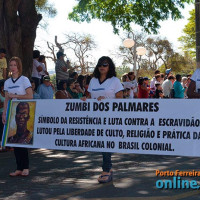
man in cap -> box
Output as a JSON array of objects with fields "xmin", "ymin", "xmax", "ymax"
[
  {"xmin": 37, "ymin": 75, "xmax": 54, "ymax": 99},
  {"xmin": 0, "ymin": 48, "xmax": 7, "ymax": 80},
  {"xmin": 55, "ymin": 51, "xmax": 70, "ymax": 89},
  {"xmin": 164, "ymin": 68, "xmax": 172, "ymax": 80}
]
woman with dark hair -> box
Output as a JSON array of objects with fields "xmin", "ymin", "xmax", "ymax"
[
  {"xmin": 77, "ymin": 75, "xmax": 86, "ymax": 90},
  {"xmin": 30, "ymin": 79, "xmax": 40, "ymax": 99},
  {"xmin": 87, "ymin": 56, "xmax": 123, "ymax": 183},
  {"xmin": 55, "ymin": 80, "xmax": 72, "ymax": 99},
  {"xmin": 2, "ymin": 57, "xmax": 33, "ymax": 177}
]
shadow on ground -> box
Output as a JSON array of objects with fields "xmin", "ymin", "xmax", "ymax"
[{"xmin": 0, "ymin": 149, "xmax": 200, "ymax": 200}]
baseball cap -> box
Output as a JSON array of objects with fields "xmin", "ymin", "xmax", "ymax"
[
  {"xmin": 165, "ymin": 68, "xmax": 172, "ymax": 74},
  {"xmin": 57, "ymin": 51, "xmax": 66, "ymax": 59},
  {"xmin": 143, "ymin": 77, "xmax": 150, "ymax": 80},
  {"xmin": 43, "ymin": 75, "xmax": 50, "ymax": 81}
]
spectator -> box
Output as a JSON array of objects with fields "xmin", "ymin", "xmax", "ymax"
[
  {"xmin": 160, "ymin": 73, "xmax": 165, "ymax": 84},
  {"xmin": 30, "ymin": 80, "xmax": 40, "ymax": 99},
  {"xmin": 151, "ymin": 74, "xmax": 161, "ymax": 93},
  {"xmin": 37, "ymin": 75, "xmax": 54, "ymax": 99},
  {"xmin": 150, "ymin": 70, "xmax": 160, "ymax": 91},
  {"xmin": 182, "ymin": 76, "xmax": 188, "ymax": 98},
  {"xmin": 154, "ymin": 81, "xmax": 163, "ymax": 98},
  {"xmin": 138, "ymin": 77, "xmax": 150, "ymax": 98},
  {"xmin": 55, "ymin": 80, "xmax": 71, "ymax": 99},
  {"xmin": 122, "ymin": 73, "xmax": 135, "ymax": 99},
  {"xmin": 0, "ymin": 48, "xmax": 7, "ymax": 80},
  {"xmin": 174, "ymin": 74, "xmax": 185, "ymax": 98},
  {"xmin": 165, "ymin": 68, "xmax": 172, "ymax": 80},
  {"xmin": 38, "ymin": 55, "xmax": 49, "ymax": 83},
  {"xmin": 123, "ymin": 88, "xmax": 131, "ymax": 99},
  {"xmin": 162, "ymin": 75, "xmax": 175, "ymax": 98},
  {"xmin": 128, "ymin": 72, "xmax": 138, "ymax": 98},
  {"xmin": 67, "ymin": 78, "xmax": 79, "ymax": 99},
  {"xmin": 32, "ymin": 50, "xmax": 43, "ymax": 90},
  {"xmin": 77, "ymin": 75, "xmax": 86, "ymax": 92},
  {"xmin": 55, "ymin": 51, "xmax": 69, "ymax": 89},
  {"xmin": 70, "ymin": 72, "xmax": 78, "ymax": 81},
  {"xmin": 75, "ymin": 81, "xmax": 85, "ymax": 98}
]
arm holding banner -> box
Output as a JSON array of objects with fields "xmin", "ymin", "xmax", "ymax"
[{"xmin": 8, "ymin": 87, "xmax": 33, "ymax": 100}]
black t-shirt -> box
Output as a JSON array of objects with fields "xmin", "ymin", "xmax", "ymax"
[{"xmin": 155, "ymin": 89, "xmax": 163, "ymax": 98}]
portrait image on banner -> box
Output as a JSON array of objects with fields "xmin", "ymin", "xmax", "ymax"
[{"xmin": 7, "ymin": 101, "xmax": 36, "ymax": 145}]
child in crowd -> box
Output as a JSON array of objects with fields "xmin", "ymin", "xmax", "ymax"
[
  {"xmin": 154, "ymin": 81, "xmax": 163, "ymax": 98},
  {"xmin": 123, "ymin": 88, "xmax": 131, "ymax": 99}
]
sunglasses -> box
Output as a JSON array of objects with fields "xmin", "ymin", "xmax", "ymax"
[{"xmin": 98, "ymin": 63, "xmax": 109, "ymax": 67}]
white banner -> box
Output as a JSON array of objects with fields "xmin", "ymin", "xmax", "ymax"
[{"xmin": 2, "ymin": 99, "xmax": 200, "ymax": 157}]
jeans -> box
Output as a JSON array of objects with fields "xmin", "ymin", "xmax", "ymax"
[{"xmin": 102, "ymin": 152, "xmax": 112, "ymax": 172}]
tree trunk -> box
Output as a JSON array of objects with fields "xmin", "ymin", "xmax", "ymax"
[
  {"xmin": 195, "ymin": 0, "xmax": 200, "ymax": 68},
  {"xmin": 0, "ymin": 0, "xmax": 42, "ymax": 78}
]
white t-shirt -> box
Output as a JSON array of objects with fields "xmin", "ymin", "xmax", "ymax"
[
  {"xmin": 150, "ymin": 77, "xmax": 156, "ymax": 90},
  {"xmin": 4, "ymin": 76, "xmax": 31, "ymax": 97},
  {"xmin": 162, "ymin": 79, "xmax": 173, "ymax": 97},
  {"xmin": 191, "ymin": 68, "xmax": 200, "ymax": 93},
  {"xmin": 88, "ymin": 77, "xmax": 123, "ymax": 99},
  {"xmin": 39, "ymin": 62, "xmax": 46, "ymax": 76},
  {"xmin": 32, "ymin": 59, "xmax": 41, "ymax": 78},
  {"xmin": 122, "ymin": 81, "xmax": 134, "ymax": 98}
]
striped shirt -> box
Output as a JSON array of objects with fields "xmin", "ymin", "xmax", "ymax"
[{"xmin": 55, "ymin": 59, "xmax": 69, "ymax": 80}]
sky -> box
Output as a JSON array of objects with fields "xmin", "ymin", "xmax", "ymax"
[{"xmin": 35, "ymin": 0, "xmax": 194, "ymax": 72}]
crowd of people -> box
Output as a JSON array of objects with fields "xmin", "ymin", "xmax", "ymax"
[{"xmin": 0, "ymin": 47, "xmax": 199, "ymax": 183}]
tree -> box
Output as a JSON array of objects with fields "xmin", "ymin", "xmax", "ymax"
[
  {"xmin": 146, "ymin": 37, "xmax": 174, "ymax": 70},
  {"xmin": 62, "ymin": 33, "xmax": 96, "ymax": 74},
  {"xmin": 117, "ymin": 33, "xmax": 174, "ymax": 76},
  {"xmin": 0, "ymin": 0, "xmax": 56, "ymax": 77},
  {"xmin": 178, "ymin": 9, "xmax": 196, "ymax": 57},
  {"xmin": 68, "ymin": 0, "xmax": 193, "ymax": 34},
  {"xmin": 159, "ymin": 52, "xmax": 196, "ymax": 75}
]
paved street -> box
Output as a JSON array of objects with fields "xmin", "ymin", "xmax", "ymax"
[{"xmin": 1, "ymin": 149, "xmax": 200, "ymax": 200}]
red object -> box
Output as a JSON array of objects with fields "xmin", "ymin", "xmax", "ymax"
[{"xmin": 138, "ymin": 85, "xmax": 149, "ymax": 98}]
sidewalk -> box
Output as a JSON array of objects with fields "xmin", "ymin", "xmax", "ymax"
[{"xmin": 1, "ymin": 149, "xmax": 200, "ymax": 200}]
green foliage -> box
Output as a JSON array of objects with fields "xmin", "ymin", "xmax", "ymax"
[
  {"xmin": 69, "ymin": 0, "xmax": 193, "ymax": 34},
  {"xmin": 116, "ymin": 66, "xmax": 130, "ymax": 79},
  {"xmin": 178, "ymin": 9, "xmax": 195, "ymax": 57},
  {"xmin": 50, "ymin": 74, "xmax": 56, "ymax": 89},
  {"xmin": 35, "ymin": 0, "xmax": 57, "ymax": 17},
  {"xmin": 158, "ymin": 52, "xmax": 196, "ymax": 75}
]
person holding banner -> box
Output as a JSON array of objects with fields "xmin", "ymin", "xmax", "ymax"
[
  {"xmin": 87, "ymin": 56, "xmax": 123, "ymax": 183},
  {"xmin": 2, "ymin": 57, "xmax": 33, "ymax": 177}
]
